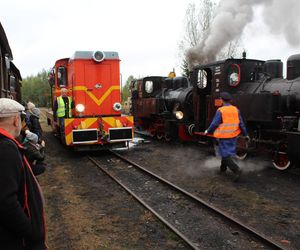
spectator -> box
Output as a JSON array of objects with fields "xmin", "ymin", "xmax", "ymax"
[
  {"xmin": 28, "ymin": 106, "xmax": 43, "ymax": 141},
  {"xmin": 22, "ymin": 130, "xmax": 46, "ymax": 176},
  {"xmin": 0, "ymin": 98, "xmax": 46, "ymax": 249}
]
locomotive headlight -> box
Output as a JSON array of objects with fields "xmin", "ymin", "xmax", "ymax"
[
  {"xmin": 92, "ymin": 51, "xmax": 105, "ymax": 62},
  {"xmin": 175, "ymin": 111, "xmax": 184, "ymax": 120},
  {"xmin": 75, "ymin": 104, "xmax": 85, "ymax": 113},
  {"xmin": 113, "ymin": 102, "xmax": 122, "ymax": 111}
]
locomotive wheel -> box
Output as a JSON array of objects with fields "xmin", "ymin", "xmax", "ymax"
[
  {"xmin": 236, "ymin": 136, "xmax": 248, "ymax": 160},
  {"xmin": 164, "ymin": 133, "xmax": 171, "ymax": 142},
  {"xmin": 235, "ymin": 152, "xmax": 247, "ymax": 160},
  {"xmin": 156, "ymin": 134, "xmax": 163, "ymax": 140},
  {"xmin": 272, "ymin": 151, "xmax": 291, "ymax": 170}
]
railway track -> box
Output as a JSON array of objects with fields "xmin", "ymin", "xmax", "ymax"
[{"xmin": 88, "ymin": 150, "xmax": 285, "ymax": 250}]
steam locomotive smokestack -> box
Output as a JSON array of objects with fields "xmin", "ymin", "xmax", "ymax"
[
  {"xmin": 242, "ymin": 51, "xmax": 246, "ymax": 59},
  {"xmin": 186, "ymin": 0, "xmax": 300, "ymax": 70}
]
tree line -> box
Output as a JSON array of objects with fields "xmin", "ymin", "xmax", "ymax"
[{"xmin": 22, "ymin": 70, "xmax": 51, "ymax": 107}]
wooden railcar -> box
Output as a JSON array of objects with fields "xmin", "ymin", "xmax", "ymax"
[{"xmin": 0, "ymin": 22, "xmax": 22, "ymax": 102}]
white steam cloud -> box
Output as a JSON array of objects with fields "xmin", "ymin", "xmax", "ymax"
[{"xmin": 186, "ymin": 0, "xmax": 300, "ymax": 69}]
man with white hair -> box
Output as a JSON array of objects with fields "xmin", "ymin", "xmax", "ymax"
[
  {"xmin": 53, "ymin": 87, "xmax": 73, "ymax": 120},
  {"xmin": 0, "ymin": 98, "xmax": 46, "ymax": 249}
]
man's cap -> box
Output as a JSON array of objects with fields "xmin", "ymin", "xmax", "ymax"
[
  {"xmin": 31, "ymin": 107, "xmax": 40, "ymax": 118},
  {"xmin": 0, "ymin": 98, "xmax": 25, "ymax": 118},
  {"xmin": 25, "ymin": 130, "xmax": 38, "ymax": 143},
  {"xmin": 220, "ymin": 92, "xmax": 232, "ymax": 101}
]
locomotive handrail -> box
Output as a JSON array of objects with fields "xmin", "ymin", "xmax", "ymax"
[{"xmin": 193, "ymin": 131, "xmax": 215, "ymax": 137}]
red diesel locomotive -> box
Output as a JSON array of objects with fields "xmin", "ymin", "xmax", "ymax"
[{"xmin": 46, "ymin": 50, "xmax": 134, "ymax": 150}]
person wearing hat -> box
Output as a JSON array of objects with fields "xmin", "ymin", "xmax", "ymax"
[
  {"xmin": 24, "ymin": 101, "xmax": 35, "ymax": 129},
  {"xmin": 204, "ymin": 92, "xmax": 249, "ymax": 181},
  {"xmin": 0, "ymin": 98, "xmax": 46, "ymax": 249},
  {"xmin": 22, "ymin": 130, "xmax": 46, "ymax": 176},
  {"xmin": 28, "ymin": 106, "xmax": 43, "ymax": 141}
]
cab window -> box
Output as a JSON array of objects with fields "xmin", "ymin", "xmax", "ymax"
[
  {"xmin": 228, "ymin": 64, "xmax": 240, "ymax": 87},
  {"xmin": 197, "ymin": 70, "xmax": 207, "ymax": 89},
  {"xmin": 145, "ymin": 80, "xmax": 154, "ymax": 94},
  {"xmin": 57, "ymin": 66, "xmax": 67, "ymax": 87}
]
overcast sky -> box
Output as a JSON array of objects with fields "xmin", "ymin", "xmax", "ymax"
[{"xmin": 1, "ymin": 0, "xmax": 300, "ymax": 83}]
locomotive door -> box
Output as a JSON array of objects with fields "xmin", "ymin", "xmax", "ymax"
[{"xmin": 196, "ymin": 68, "xmax": 212, "ymax": 131}]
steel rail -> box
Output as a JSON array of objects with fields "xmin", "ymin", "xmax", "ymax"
[
  {"xmin": 109, "ymin": 150, "xmax": 285, "ymax": 250},
  {"xmin": 88, "ymin": 156, "xmax": 200, "ymax": 250}
]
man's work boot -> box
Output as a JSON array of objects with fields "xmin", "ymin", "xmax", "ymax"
[
  {"xmin": 218, "ymin": 159, "xmax": 227, "ymax": 175},
  {"xmin": 233, "ymin": 169, "xmax": 242, "ymax": 182},
  {"xmin": 217, "ymin": 169, "xmax": 227, "ymax": 175}
]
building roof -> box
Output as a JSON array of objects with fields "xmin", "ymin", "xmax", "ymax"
[{"xmin": 0, "ymin": 22, "xmax": 13, "ymax": 59}]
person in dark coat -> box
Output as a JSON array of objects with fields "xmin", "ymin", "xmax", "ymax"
[
  {"xmin": 0, "ymin": 98, "xmax": 46, "ymax": 250},
  {"xmin": 22, "ymin": 130, "xmax": 46, "ymax": 176},
  {"xmin": 25, "ymin": 101, "xmax": 35, "ymax": 129},
  {"xmin": 204, "ymin": 92, "xmax": 249, "ymax": 181},
  {"xmin": 28, "ymin": 107, "xmax": 43, "ymax": 142}
]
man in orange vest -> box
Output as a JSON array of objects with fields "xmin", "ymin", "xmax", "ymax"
[{"xmin": 204, "ymin": 92, "xmax": 249, "ymax": 181}]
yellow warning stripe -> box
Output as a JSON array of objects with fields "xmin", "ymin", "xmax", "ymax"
[
  {"xmin": 73, "ymin": 85, "xmax": 120, "ymax": 106},
  {"xmin": 65, "ymin": 118, "xmax": 74, "ymax": 127},
  {"xmin": 102, "ymin": 117, "xmax": 117, "ymax": 127},
  {"xmin": 66, "ymin": 132, "xmax": 72, "ymax": 145},
  {"xmin": 102, "ymin": 116, "xmax": 133, "ymax": 127}
]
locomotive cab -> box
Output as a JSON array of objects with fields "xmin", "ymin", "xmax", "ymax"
[{"xmin": 191, "ymin": 58, "xmax": 265, "ymax": 132}]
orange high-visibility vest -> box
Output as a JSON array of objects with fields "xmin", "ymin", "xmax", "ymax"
[{"xmin": 213, "ymin": 105, "xmax": 241, "ymax": 139}]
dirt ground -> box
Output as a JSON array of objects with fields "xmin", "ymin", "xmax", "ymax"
[
  {"xmin": 37, "ymin": 113, "xmax": 300, "ymax": 249},
  {"xmin": 117, "ymin": 138, "xmax": 300, "ymax": 250},
  {"xmin": 38, "ymin": 117, "xmax": 188, "ymax": 249}
]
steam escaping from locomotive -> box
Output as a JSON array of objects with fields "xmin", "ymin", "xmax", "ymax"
[
  {"xmin": 262, "ymin": 0, "xmax": 300, "ymax": 47},
  {"xmin": 186, "ymin": 0, "xmax": 300, "ymax": 69}
]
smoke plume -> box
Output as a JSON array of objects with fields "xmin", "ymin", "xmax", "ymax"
[{"xmin": 186, "ymin": 0, "xmax": 300, "ymax": 69}]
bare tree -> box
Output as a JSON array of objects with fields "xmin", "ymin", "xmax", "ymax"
[
  {"xmin": 218, "ymin": 39, "xmax": 243, "ymax": 60},
  {"xmin": 179, "ymin": 0, "xmax": 243, "ymax": 75},
  {"xmin": 179, "ymin": 1, "xmax": 214, "ymax": 54}
]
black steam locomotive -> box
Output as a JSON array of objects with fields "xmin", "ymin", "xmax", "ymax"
[
  {"xmin": 0, "ymin": 22, "xmax": 22, "ymax": 101},
  {"xmin": 191, "ymin": 54, "xmax": 300, "ymax": 170},
  {"xmin": 130, "ymin": 53, "xmax": 300, "ymax": 171},
  {"xmin": 131, "ymin": 76, "xmax": 193, "ymax": 141}
]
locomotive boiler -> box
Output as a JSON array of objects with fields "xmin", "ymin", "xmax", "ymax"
[
  {"xmin": 131, "ymin": 76, "xmax": 193, "ymax": 141},
  {"xmin": 190, "ymin": 53, "xmax": 300, "ymax": 170}
]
